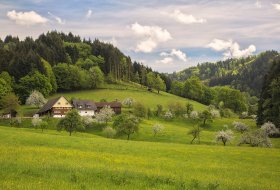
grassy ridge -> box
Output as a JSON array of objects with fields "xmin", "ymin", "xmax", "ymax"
[{"xmin": 0, "ymin": 126, "xmax": 279, "ymax": 190}]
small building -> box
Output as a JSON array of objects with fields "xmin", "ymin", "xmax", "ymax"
[
  {"xmin": 95, "ymin": 101, "xmax": 122, "ymax": 114},
  {"xmin": 72, "ymin": 99, "xmax": 97, "ymax": 117},
  {"xmin": 1, "ymin": 110, "xmax": 17, "ymax": 118},
  {"xmin": 36, "ymin": 96, "xmax": 73, "ymax": 118}
]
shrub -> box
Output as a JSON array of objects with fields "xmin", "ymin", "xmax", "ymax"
[
  {"xmin": 152, "ymin": 124, "xmax": 164, "ymax": 136},
  {"xmin": 210, "ymin": 110, "xmax": 220, "ymax": 119},
  {"xmin": 190, "ymin": 111, "xmax": 199, "ymax": 120},
  {"xmin": 220, "ymin": 108, "xmax": 234, "ymax": 118},
  {"xmin": 82, "ymin": 116, "xmax": 94, "ymax": 129},
  {"xmin": 215, "ymin": 130, "xmax": 234, "ymax": 146},
  {"xmin": 163, "ymin": 110, "xmax": 173, "ymax": 120},
  {"xmin": 232, "ymin": 121, "xmax": 248, "ymax": 133},
  {"xmin": 133, "ymin": 102, "xmax": 147, "ymax": 118},
  {"xmin": 102, "ymin": 127, "xmax": 116, "ymax": 138},
  {"xmin": 10, "ymin": 117, "xmax": 21, "ymax": 127},
  {"xmin": 32, "ymin": 117, "xmax": 42, "ymax": 129},
  {"xmin": 122, "ymin": 98, "xmax": 134, "ymax": 107},
  {"xmin": 240, "ymin": 112, "xmax": 248, "ymax": 119},
  {"xmin": 261, "ymin": 122, "xmax": 279, "ymax": 137},
  {"xmin": 239, "ymin": 129, "xmax": 272, "ymax": 147}
]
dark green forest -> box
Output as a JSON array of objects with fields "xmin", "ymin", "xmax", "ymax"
[
  {"xmin": 257, "ymin": 58, "xmax": 280, "ymax": 129},
  {"xmin": 0, "ymin": 31, "xmax": 170, "ymax": 103}
]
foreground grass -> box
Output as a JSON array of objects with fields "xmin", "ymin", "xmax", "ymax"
[{"xmin": 0, "ymin": 126, "xmax": 279, "ymax": 190}]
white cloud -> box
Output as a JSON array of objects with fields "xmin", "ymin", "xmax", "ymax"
[
  {"xmin": 169, "ymin": 9, "xmax": 206, "ymax": 24},
  {"xmin": 131, "ymin": 22, "xmax": 172, "ymax": 53},
  {"xmin": 7, "ymin": 10, "xmax": 48, "ymax": 25},
  {"xmin": 255, "ymin": 1, "xmax": 262, "ymax": 8},
  {"xmin": 207, "ymin": 39, "xmax": 256, "ymax": 59},
  {"xmin": 48, "ymin": 12, "xmax": 65, "ymax": 24},
  {"xmin": 272, "ymin": 3, "xmax": 280, "ymax": 10},
  {"xmin": 86, "ymin": 10, "xmax": 92, "ymax": 18},
  {"xmin": 157, "ymin": 57, "xmax": 174, "ymax": 65},
  {"xmin": 160, "ymin": 49, "xmax": 187, "ymax": 62}
]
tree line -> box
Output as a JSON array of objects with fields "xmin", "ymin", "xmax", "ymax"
[{"xmin": 0, "ymin": 31, "xmax": 169, "ymax": 104}]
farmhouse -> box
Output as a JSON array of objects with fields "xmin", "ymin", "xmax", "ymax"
[
  {"xmin": 36, "ymin": 96, "xmax": 73, "ymax": 118},
  {"xmin": 72, "ymin": 99, "xmax": 97, "ymax": 117},
  {"xmin": 95, "ymin": 101, "xmax": 122, "ymax": 114}
]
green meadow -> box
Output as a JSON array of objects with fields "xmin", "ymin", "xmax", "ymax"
[
  {"xmin": 0, "ymin": 126, "xmax": 280, "ymax": 190},
  {"xmin": 1, "ymin": 83, "xmax": 280, "ymax": 189}
]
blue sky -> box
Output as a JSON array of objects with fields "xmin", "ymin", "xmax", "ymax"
[{"xmin": 0, "ymin": 0, "xmax": 280, "ymax": 73}]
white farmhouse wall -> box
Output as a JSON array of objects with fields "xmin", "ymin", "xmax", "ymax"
[{"xmin": 79, "ymin": 110, "xmax": 95, "ymax": 117}]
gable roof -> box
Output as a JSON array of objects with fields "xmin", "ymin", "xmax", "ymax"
[
  {"xmin": 95, "ymin": 101, "xmax": 122, "ymax": 108},
  {"xmin": 37, "ymin": 96, "xmax": 67, "ymax": 114},
  {"xmin": 72, "ymin": 99, "xmax": 97, "ymax": 110}
]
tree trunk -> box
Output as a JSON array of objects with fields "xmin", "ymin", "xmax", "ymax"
[
  {"xmin": 190, "ymin": 136, "xmax": 196, "ymax": 144},
  {"xmin": 158, "ymin": 90, "xmax": 159, "ymax": 94},
  {"xmin": 127, "ymin": 134, "xmax": 130, "ymax": 140},
  {"xmin": 69, "ymin": 131, "xmax": 72, "ymax": 136}
]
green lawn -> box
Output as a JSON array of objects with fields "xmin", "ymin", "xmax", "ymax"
[{"xmin": 0, "ymin": 126, "xmax": 279, "ymax": 190}]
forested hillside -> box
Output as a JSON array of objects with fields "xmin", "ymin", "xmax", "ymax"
[
  {"xmin": 171, "ymin": 51, "xmax": 279, "ymax": 96},
  {"xmin": 0, "ymin": 31, "xmax": 170, "ymax": 103},
  {"xmin": 257, "ymin": 58, "xmax": 280, "ymax": 129}
]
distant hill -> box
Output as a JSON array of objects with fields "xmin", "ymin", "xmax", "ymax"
[{"xmin": 171, "ymin": 51, "xmax": 279, "ymax": 96}]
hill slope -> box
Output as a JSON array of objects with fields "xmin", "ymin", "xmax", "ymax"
[
  {"xmin": 172, "ymin": 51, "xmax": 279, "ymax": 96},
  {"xmin": 0, "ymin": 126, "xmax": 279, "ymax": 190}
]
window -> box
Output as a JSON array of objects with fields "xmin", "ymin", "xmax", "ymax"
[
  {"xmin": 58, "ymin": 102, "xmax": 61, "ymax": 105},
  {"xmin": 86, "ymin": 105, "xmax": 91, "ymax": 108},
  {"xmin": 79, "ymin": 105, "xmax": 82, "ymax": 108}
]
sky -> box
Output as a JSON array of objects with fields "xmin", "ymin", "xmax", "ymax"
[{"xmin": 0, "ymin": 0, "xmax": 280, "ymax": 73}]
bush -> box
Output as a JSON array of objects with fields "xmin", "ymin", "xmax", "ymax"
[
  {"xmin": 189, "ymin": 111, "xmax": 199, "ymax": 120},
  {"xmin": 239, "ymin": 129, "xmax": 272, "ymax": 147},
  {"xmin": 261, "ymin": 122, "xmax": 279, "ymax": 137},
  {"xmin": 10, "ymin": 117, "xmax": 21, "ymax": 127},
  {"xmin": 32, "ymin": 117, "xmax": 42, "ymax": 129},
  {"xmin": 122, "ymin": 98, "xmax": 134, "ymax": 108},
  {"xmin": 82, "ymin": 116, "xmax": 94, "ymax": 129},
  {"xmin": 133, "ymin": 102, "xmax": 147, "ymax": 118},
  {"xmin": 232, "ymin": 121, "xmax": 248, "ymax": 133},
  {"xmin": 220, "ymin": 108, "xmax": 234, "ymax": 118},
  {"xmin": 102, "ymin": 127, "xmax": 116, "ymax": 138},
  {"xmin": 239, "ymin": 112, "xmax": 248, "ymax": 119},
  {"xmin": 210, "ymin": 110, "xmax": 220, "ymax": 119},
  {"xmin": 163, "ymin": 110, "xmax": 173, "ymax": 120}
]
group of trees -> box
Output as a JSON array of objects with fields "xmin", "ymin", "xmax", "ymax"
[
  {"xmin": 0, "ymin": 31, "xmax": 169, "ymax": 104},
  {"xmin": 170, "ymin": 76, "xmax": 248, "ymax": 114},
  {"xmin": 257, "ymin": 58, "xmax": 280, "ymax": 130},
  {"xmin": 170, "ymin": 51, "xmax": 279, "ymax": 97}
]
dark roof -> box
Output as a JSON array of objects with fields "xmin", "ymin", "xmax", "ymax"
[
  {"xmin": 95, "ymin": 101, "xmax": 122, "ymax": 108},
  {"xmin": 72, "ymin": 99, "xmax": 97, "ymax": 110},
  {"xmin": 37, "ymin": 97, "xmax": 61, "ymax": 114}
]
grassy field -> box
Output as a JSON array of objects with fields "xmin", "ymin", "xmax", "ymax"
[
  {"xmin": 0, "ymin": 126, "xmax": 279, "ymax": 190},
  {"xmin": 54, "ymin": 83, "xmax": 207, "ymax": 112}
]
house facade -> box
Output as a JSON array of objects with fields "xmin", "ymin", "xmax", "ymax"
[
  {"xmin": 95, "ymin": 102, "xmax": 122, "ymax": 114},
  {"xmin": 36, "ymin": 96, "xmax": 73, "ymax": 118},
  {"xmin": 72, "ymin": 99, "xmax": 97, "ymax": 117}
]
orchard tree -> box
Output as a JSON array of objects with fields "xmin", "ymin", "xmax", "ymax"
[
  {"xmin": 113, "ymin": 114, "xmax": 139, "ymax": 140},
  {"xmin": 32, "ymin": 117, "xmax": 42, "ymax": 129},
  {"xmin": 57, "ymin": 109, "xmax": 84, "ymax": 136},
  {"xmin": 95, "ymin": 105, "xmax": 115, "ymax": 124},
  {"xmin": 82, "ymin": 116, "xmax": 94, "ymax": 129},
  {"xmin": 152, "ymin": 123, "xmax": 164, "ymax": 137},
  {"xmin": 216, "ymin": 130, "xmax": 234, "ymax": 146},
  {"xmin": 188, "ymin": 126, "xmax": 201, "ymax": 144},
  {"xmin": 26, "ymin": 90, "xmax": 47, "ymax": 108},
  {"xmin": 232, "ymin": 121, "xmax": 248, "ymax": 133},
  {"xmin": 200, "ymin": 110, "xmax": 213, "ymax": 126},
  {"xmin": 261, "ymin": 122, "xmax": 279, "ymax": 137}
]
